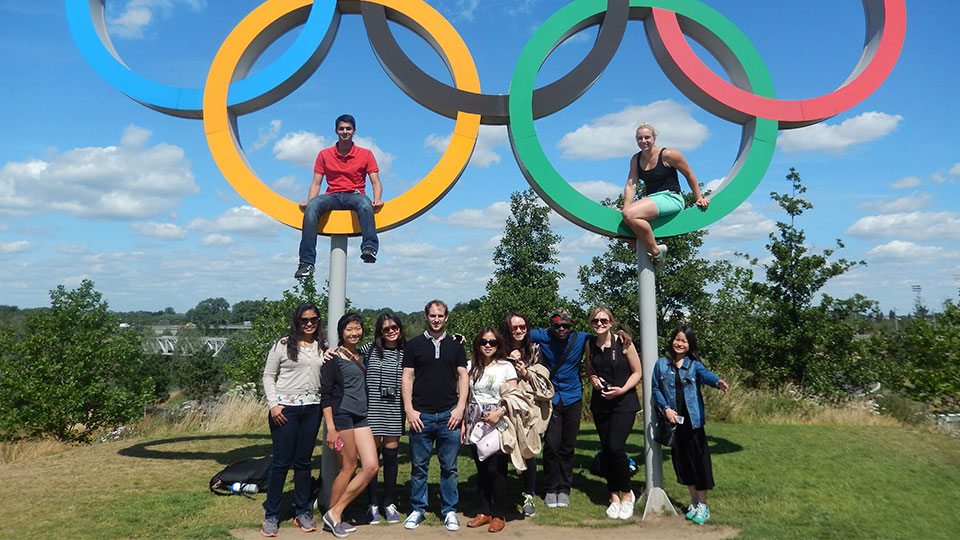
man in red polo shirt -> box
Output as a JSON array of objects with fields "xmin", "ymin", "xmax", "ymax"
[{"xmin": 296, "ymin": 114, "xmax": 383, "ymax": 278}]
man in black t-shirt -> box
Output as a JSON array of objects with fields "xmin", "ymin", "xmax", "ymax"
[{"xmin": 400, "ymin": 299, "xmax": 468, "ymax": 531}]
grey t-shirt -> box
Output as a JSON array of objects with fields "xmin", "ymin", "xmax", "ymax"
[{"xmin": 336, "ymin": 355, "xmax": 368, "ymax": 417}]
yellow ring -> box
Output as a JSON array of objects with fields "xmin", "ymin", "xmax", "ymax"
[{"xmin": 202, "ymin": 0, "xmax": 481, "ymax": 234}]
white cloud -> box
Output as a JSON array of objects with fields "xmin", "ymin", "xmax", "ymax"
[
  {"xmin": 198, "ymin": 233, "xmax": 235, "ymax": 246},
  {"xmin": 56, "ymin": 243, "xmax": 88, "ymax": 255},
  {"xmin": 108, "ymin": 0, "xmax": 206, "ymax": 39},
  {"xmin": 569, "ymin": 180, "xmax": 621, "ymax": 203},
  {"xmin": 846, "ymin": 211, "xmax": 960, "ymax": 242},
  {"xmin": 777, "ymin": 111, "xmax": 902, "ymax": 153},
  {"xmin": 890, "ymin": 176, "xmax": 921, "ymax": 189},
  {"xmin": 272, "ymin": 131, "xmax": 394, "ymax": 178},
  {"xmin": 270, "ymin": 175, "xmax": 304, "ymax": 200},
  {"xmin": 855, "ymin": 192, "xmax": 932, "ymax": 214},
  {"xmin": 425, "ymin": 125, "xmax": 507, "ymax": 168},
  {"xmin": 0, "ymin": 125, "xmax": 197, "ymax": 219},
  {"xmin": 251, "ymin": 119, "xmax": 282, "ymax": 151},
  {"xmin": 131, "ymin": 221, "xmax": 186, "ymax": 240},
  {"xmin": 427, "ymin": 201, "xmax": 511, "ymax": 229},
  {"xmin": 557, "ymin": 101, "xmax": 709, "ymax": 160},
  {"xmin": 703, "ymin": 177, "xmax": 726, "ymax": 194},
  {"xmin": 186, "ymin": 205, "xmax": 284, "ymax": 236},
  {"xmin": 865, "ymin": 240, "xmax": 957, "ymax": 264},
  {"xmin": 706, "ymin": 201, "xmax": 776, "ymax": 241},
  {"xmin": 561, "ymin": 232, "xmax": 610, "ymax": 255},
  {"xmin": 0, "ymin": 240, "xmax": 30, "ymax": 254},
  {"xmin": 950, "ymin": 163, "xmax": 960, "ymax": 176}
]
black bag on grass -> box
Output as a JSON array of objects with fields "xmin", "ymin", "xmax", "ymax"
[{"xmin": 209, "ymin": 455, "xmax": 272, "ymax": 496}]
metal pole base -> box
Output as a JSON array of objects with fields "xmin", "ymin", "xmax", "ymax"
[
  {"xmin": 641, "ymin": 487, "xmax": 677, "ymax": 520},
  {"xmin": 318, "ymin": 235, "xmax": 348, "ymax": 510}
]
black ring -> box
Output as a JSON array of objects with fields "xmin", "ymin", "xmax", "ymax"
[{"xmin": 353, "ymin": 0, "xmax": 630, "ymax": 125}]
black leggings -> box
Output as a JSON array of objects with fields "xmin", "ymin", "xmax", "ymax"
[
  {"xmin": 367, "ymin": 446, "xmax": 399, "ymax": 506},
  {"xmin": 594, "ymin": 410, "xmax": 636, "ymax": 493},
  {"xmin": 471, "ymin": 446, "xmax": 509, "ymax": 518}
]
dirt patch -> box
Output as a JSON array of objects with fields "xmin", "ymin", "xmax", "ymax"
[{"xmin": 230, "ymin": 512, "xmax": 740, "ymax": 539}]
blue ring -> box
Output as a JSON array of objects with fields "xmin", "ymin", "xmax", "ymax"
[{"xmin": 66, "ymin": 0, "xmax": 337, "ymax": 118}]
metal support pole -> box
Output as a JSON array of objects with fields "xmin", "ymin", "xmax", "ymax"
[
  {"xmin": 319, "ymin": 235, "xmax": 347, "ymax": 510},
  {"xmin": 638, "ymin": 244, "xmax": 676, "ymax": 519}
]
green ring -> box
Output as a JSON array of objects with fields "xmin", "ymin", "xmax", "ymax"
[{"xmin": 508, "ymin": 0, "xmax": 779, "ymax": 238}]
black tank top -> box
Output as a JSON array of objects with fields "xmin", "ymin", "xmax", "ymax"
[
  {"xmin": 636, "ymin": 148, "xmax": 681, "ymax": 195},
  {"xmin": 589, "ymin": 337, "xmax": 641, "ymax": 414}
]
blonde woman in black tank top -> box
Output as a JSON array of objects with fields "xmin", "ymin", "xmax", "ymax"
[{"xmin": 621, "ymin": 123, "xmax": 710, "ymax": 262}]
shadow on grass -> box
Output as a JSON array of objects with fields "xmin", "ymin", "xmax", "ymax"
[{"xmin": 118, "ymin": 433, "xmax": 272, "ymax": 464}]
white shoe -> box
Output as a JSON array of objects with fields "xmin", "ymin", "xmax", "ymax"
[
  {"xmin": 605, "ymin": 501, "xmax": 621, "ymax": 519},
  {"xmin": 443, "ymin": 511, "xmax": 460, "ymax": 531},
  {"xmin": 404, "ymin": 510, "xmax": 424, "ymax": 530},
  {"xmin": 618, "ymin": 491, "xmax": 636, "ymax": 520}
]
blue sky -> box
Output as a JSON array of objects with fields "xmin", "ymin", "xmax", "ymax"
[{"xmin": 1, "ymin": 0, "xmax": 958, "ymax": 316}]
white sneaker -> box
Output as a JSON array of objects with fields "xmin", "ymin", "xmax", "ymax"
[
  {"xmin": 443, "ymin": 511, "xmax": 460, "ymax": 531},
  {"xmin": 404, "ymin": 510, "xmax": 424, "ymax": 530},
  {"xmin": 605, "ymin": 501, "xmax": 621, "ymax": 519},
  {"xmin": 618, "ymin": 498, "xmax": 635, "ymax": 520}
]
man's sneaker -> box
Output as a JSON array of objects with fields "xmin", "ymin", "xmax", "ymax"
[
  {"xmin": 322, "ymin": 512, "xmax": 348, "ymax": 538},
  {"xmin": 544, "ymin": 492, "xmax": 558, "ymax": 508},
  {"xmin": 443, "ymin": 511, "xmax": 460, "ymax": 531},
  {"xmin": 605, "ymin": 501, "xmax": 621, "ymax": 519},
  {"xmin": 692, "ymin": 503, "xmax": 710, "ymax": 525},
  {"xmin": 360, "ymin": 248, "xmax": 377, "ymax": 263},
  {"xmin": 295, "ymin": 262, "xmax": 315, "ymax": 278},
  {"xmin": 383, "ymin": 504, "xmax": 401, "ymax": 523},
  {"xmin": 260, "ymin": 516, "xmax": 279, "ymax": 537},
  {"xmin": 685, "ymin": 501, "xmax": 698, "ymax": 520},
  {"xmin": 365, "ymin": 505, "xmax": 381, "ymax": 524},
  {"xmin": 522, "ymin": 492, "xmax": 536, "ymax": 516},
  {"xmin": 403, "ymin": 510, "xmax": 424, "ymax": 530},
  {"xmin": 557, "ymin": 492, "xmax": 570, "ymax": 507},
  {"xmin": 295, "ymin": 512, "xmax": 317, "ymax": 532}
]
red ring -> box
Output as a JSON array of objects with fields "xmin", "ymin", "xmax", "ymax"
[{"xmin": 651, "ymin": 0, "xmax": 906, "ymax": 128}]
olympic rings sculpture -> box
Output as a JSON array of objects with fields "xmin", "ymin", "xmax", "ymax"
[{"xmin": 67, "ymin": 0, "xmax": 905, "ymax": 239}]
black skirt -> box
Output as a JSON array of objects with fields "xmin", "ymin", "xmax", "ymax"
[{"xmin": 670, "ymin": 422, "xmax": 714, "ymax": 490}]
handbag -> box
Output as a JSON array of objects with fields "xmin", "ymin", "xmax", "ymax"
[
  {"xmin": 652, "ymin": 407, "xmax": 676, "ymax": 447},
  {"xmin": 468, "ymin": 421, "xmax": 501, "ymax": 461}
]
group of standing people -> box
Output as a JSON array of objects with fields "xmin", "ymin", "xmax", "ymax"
[
  {"xmin": 266, "ymin": 119, "xmax": 726, "ymax": 535},
  {"xmin": 260, "ymin": 300, "xmax": 728, "ymax": 536}
]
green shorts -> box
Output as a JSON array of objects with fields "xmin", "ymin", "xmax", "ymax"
[{"xmin": 648, "ymin": 191, "xmax": 685, "ymax": 218}]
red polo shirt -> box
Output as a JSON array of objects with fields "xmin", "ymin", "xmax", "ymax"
[{"xmin": 314, "ymin": 144, "xmax": 379, "ymax": 194}]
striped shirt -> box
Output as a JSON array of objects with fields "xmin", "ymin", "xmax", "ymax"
[{"xmin": 360, "ymin": 342, "xmax": 405, "ymax": 436}]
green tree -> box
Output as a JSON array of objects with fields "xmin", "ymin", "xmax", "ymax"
[
  {"xmin": 449, "ymin": 189, "xmax": 571, "ymax": 339},
  {"xmin": 170, "ymin": 326, "xmax": 227, "ymax": 399},
  {"xmin": 230, "ymin": 299, "xmax": 263, "ymax": 324},
  {"xmin": 0, "ymin": 280, "xmax": 152, "ymax": 441},
  {"xmin": 225, "ymin": 277, "xmax": 333, "ymax": 385},
  {"xmin": 706, "ymin": 168, "xmax": 877, "ymax": 397},
  {"xmin": 186, "ymin": 297, "xmax": 230, "ymax": 330}
]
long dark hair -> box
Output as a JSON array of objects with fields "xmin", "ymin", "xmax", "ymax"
[
  {"xmin": 336, "ymin": 312, "xmax": 365, "ymax": 347},
  {"xmin": 668, "ymin": 325, "xmax": 701, "ymax": 363},
  {"xmin": 501, "ymin": 311, "xmax": 533, "ymax": 365},
  {"xmin": 284, "ymin": 303, "xmax": 326, "ymax": 361},
  {"xmin": 373, "ymin": 312, "xmax": 406, "ymax": 359},
  {"xmin": 469, "ymin": 326, "xmax": 506, "ymax": 384}
]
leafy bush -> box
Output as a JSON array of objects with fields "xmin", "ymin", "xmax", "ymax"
[{"xmin": 0, "ymin": 280, "xmax": 152, "ymax": 441}]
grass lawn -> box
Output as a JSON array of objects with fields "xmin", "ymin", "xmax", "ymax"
[{"xmin": 1, "ymin": 422, "xmax": 957, "ymax": 539}]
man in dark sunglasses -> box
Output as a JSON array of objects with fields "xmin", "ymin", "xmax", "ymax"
[{"xmin": 529, "ymin": 309, "xmax": 632, "ymax": 510}]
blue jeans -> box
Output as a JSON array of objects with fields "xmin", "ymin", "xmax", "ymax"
[
  {"xmin": 299, "ymin": 191, "xmax": 378, "ymax": 264},
  {"xmin": 408, "ymin": 410, "xmax": 461, "ymax": 514},
  {"xmin": 264, "ymin": 404, "xmax": 321, "ymax": 519}
]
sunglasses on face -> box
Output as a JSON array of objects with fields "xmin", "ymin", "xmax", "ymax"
[
  {"xmin": 552, "ymin": 323, "xmax": 572, "ymax": 330},
  {"xmin": 382, "ymin": 324, "xmax": 400, "ymax": 333},
  {"xmin": 590, "ymin": 317, "xmax": 611, "ymax": 326},
  {"xmin": 511, "ymin": 324, "xmax": 527, "ymax": 332},
  {"xmin": 479, "ymin": 339, "xmax": 499, "ymax": 347},
  {"xmin": 298, "ymin": 316, "xmax": 320, "ymax": 325}
]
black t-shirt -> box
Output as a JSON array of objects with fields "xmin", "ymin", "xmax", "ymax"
[
  {"xmin": 402, "ymin": 333, "xmax": 467, "ymax": 413},
  {"xmin": 589, "ymin": 337, "xmax": 640, "ymax": 414}
]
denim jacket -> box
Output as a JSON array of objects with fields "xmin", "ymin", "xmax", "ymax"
[{"xmin": 652, "ymin": 356, "xmax": 721, "ymax": 429}]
